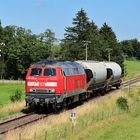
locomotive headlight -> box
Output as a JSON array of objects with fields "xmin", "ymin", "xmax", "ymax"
[
  {"xmin": 29, "ymin": 89, "xmax": 33, "ymax": 92},
  {"xmin": 48, "ymin": 89, "xmax": 55, "ymax": 93},
  {"xmin": 51, "ymin": 89, "xmax": 55, "ymax": 93},
  {"xmin": 29, "ymin": 88, "xmax": 36, "ymax": 92}
]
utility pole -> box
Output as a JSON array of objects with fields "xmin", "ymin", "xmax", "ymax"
[
  {"xmin": 121, "ymin": 53, "xmax": 127, "ymax": 79},
  {"xmin": 106, "ymin": 48, "xmax": 112, "ymax": 62},
  {"xmin": 0, "ymin": 42, "xmax": 5, "ymax": 79},
  {"xmin": 82, "ymin": 41, "xmax": 91, "ymax": 61}
]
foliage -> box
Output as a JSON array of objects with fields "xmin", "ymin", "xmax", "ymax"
[
  {"xmin": 61, "ymin": 8, "xmax": 91, "ymax": 60},
  {"xmin": 0, "ymin": 25, "xmax": 56, "ymax": 79},
  {"xmin": 0, "ymin": 9, "xmax": 140, "ymax": 80},
  {"xmin": 10, "ymin": 89, "xmax": 22, "ymax": 102},
  {"xmin": 120, "ymin": 39, "xmax": 140, "ymax": 60},
  {"xmin": 116, "ymin": 97, "xmax": 129, "ymax": 111},
  {"xmin": 61, "ymin": 9, "xmax": 124, "ymax": 73}
]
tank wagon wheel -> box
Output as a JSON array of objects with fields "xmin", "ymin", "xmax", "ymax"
[
  {"xmin": 100, "ymin": 89, "xmax": 105, "ymax": 96},
  {"xmin": 116, "ymin": 83, "xmax": 120, "ymax": 89}
]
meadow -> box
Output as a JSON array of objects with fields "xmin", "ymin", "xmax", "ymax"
[
  {"xmin": 124, "ymin": 60, "xmax": 140, "ymax": 80},
  {"xmin": 0, "ymin": 83, "xmax": 25, "ymax": 105},
  {"xmin": 4, "ymin": 85, "xmax": 140, "ymax": 140},
  {"xmin": 0, "ymin": 83, "xmax": 25, "ymax": 119}
]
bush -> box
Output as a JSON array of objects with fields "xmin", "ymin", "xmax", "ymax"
[
  {"xmin": 116, "ymin": 97, "xmax": 129, "ymax": 111},
  {"xmin": 10, "ymin": 89, "xmax": 22, "ymax": 102}
]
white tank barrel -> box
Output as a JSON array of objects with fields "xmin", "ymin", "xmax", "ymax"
[
  {"xmin": 101, "ymin": 62, "xmax": 122, "ymax": 81},
  {"xmin": 76, "ymin": 61, "xmax": 107, "ymax": 84}
]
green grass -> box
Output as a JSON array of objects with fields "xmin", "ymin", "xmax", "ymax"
[
  {"xmin": 0, "ymin": 83, "xmax": 25, "ymax": 106},
  {"xmin": 124, "ymin": 60, "xmax": 140, "ymax": 80},
  {"xmin": 35, "ymin": 86, "xmax": 139, "ymax": 140},
  {"xmin": 76, "ymin": 101, "xmax": 140, "ymax": 140},
  {"xmin": 65, "ymin": 86, "xmax": 140, "ymax": 140},
  {"xmin": 79, "ymin": 114, "xmax": 140, "ymax": 140}
]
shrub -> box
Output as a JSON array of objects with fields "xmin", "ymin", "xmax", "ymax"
[
  {"xmin": 10, "ymin": 89, "xmax": 22, "ymax": 102},
  {"xmin": 116, "ymin": 97, "xmax": 129, "ymax": 111}
]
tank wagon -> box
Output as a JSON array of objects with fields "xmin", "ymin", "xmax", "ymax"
[
  {"xmin": 25, "ymin": 60, "xmax": 122, "ymax": 109},
  {"xmin": 77, "ymin": 61, "xmax": 122, "ymax": 94}
]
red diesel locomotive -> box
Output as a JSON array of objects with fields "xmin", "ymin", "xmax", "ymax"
[
  {"xmin": 25, "ymin": 60, "xmax": 122, "ymax": 109},
  {"xmin": 25, "ymin": 60, "xmax": 87, "ymax": 108}
]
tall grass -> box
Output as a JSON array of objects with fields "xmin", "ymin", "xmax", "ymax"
[
  {"xmin": 5, "ymin": 85, "xmax": 140, "ymax": 140},
  {"xmin": 5, "ymin": 90, "xmax": 128, "ymax": 140},
  {"xmin": 0, "ymin": 101, "xmax": 25, "ymax": 119},
  {"xmin": 124, "ymin": 60, "xmax": 140, "ymax": 80}
]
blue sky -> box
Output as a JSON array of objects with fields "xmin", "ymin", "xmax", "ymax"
[{"xmin": 0, "ymin": 0, "xmax": 140, "ymax": 41}]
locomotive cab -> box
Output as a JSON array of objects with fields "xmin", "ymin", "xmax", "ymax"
[{"xmin": 25, "ymin": 65, "xmax": 65, "ymax": 107}]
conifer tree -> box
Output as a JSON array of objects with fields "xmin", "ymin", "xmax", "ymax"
[
  {"xmin": 99, "ymin": 23, "xmax": 123, "ymax": 66},
  {"xmin": 61, "ymin": 9, "xmax": 90, "ymax": 60}
]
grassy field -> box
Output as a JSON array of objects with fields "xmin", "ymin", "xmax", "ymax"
[
  {"xmin": 0, "ymin": 83, "xmax": 25, "ymax": 105},
  {"xmin": 124, "ymin": 60, "xmax": 140, "ymax": 80},
  {"xmin": 0, "ymin": 83, "xmax": 25, "ymax": 119},
  {"xmin": 5, "ymin": 86, "xmax": 140, "ymax": 140}
]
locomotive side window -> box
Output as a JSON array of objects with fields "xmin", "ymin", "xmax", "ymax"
[
  {"xmin": 73, "ymin": 68, "xmax": 79, "ymax": 75},
  {"xmin": 62, "ymin": 68, "xmax": 70, "ymax": 76},
  {"xmin": 62, "ymin": 67, "xmax": 85, "ymax": 76},
  {"xmin": 30, "ymin": 68, "xmax": 42, "ymax": 76},
  {"xmin": 78, "ymin": 67, "xmax": 85, "ymax": 74},
  {"xmin": 44, "ymin": 68, "xmax": 56, "ymax": 76}
]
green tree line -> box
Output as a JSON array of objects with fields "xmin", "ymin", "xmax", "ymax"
[{"xmin": 0, "ymin": 9, "xmax": 140, "ymax": 80}]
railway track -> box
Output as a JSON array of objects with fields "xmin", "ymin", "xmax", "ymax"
[
  {"xmin": 0, "ymin": 76, "xmax": 140, "ymax": 135},
  {"xmin": 122, "ymin": 76, "xmax": 140, "ymax": 87},
  {"xmin": 0, "ymin": 113, "xmax": 47, "ymax": 134}
]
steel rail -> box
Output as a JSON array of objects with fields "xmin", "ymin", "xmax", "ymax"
[{"xmin": 0, "ymin": 113, "xmax": 47, "ymax": 134}]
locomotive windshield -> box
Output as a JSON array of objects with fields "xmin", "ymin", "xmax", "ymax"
[
  {"xmin": 44, "ymin": 68, "xmax": 56, "ymax": 76},
  {"xmin": 30, "ymin": 68, "xmax": 42, "ymax": 76}
]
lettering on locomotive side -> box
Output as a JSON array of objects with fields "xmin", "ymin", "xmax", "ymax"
[
  {"xmin": 27, "ymin": 82, "xmax": 39, "ymax": 86},
  {"xmin": 45, "ymin": 82, "xmax": 58, "ymax": 87}
]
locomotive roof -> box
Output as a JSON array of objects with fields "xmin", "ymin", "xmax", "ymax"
[{"xmin": 32, "ymin": 60, "xmax": 82, "ymax": 68}]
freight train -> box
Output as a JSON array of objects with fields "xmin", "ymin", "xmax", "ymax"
[{"xmin": 25, "ymin": 60, "xmax": 122, "ymax": 109}]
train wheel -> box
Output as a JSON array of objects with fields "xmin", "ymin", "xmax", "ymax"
[
  {"xmin": 116, "ymin": 84, "xmax": 120, "ymax": 89},
  {"xmin": 100, "ymin": 89, "xmax": 105, "ymax": 96},
  {"xmin": 62, "ymin": 98, "xmax": 67, "ymax": 108},
  {"xmin": 34, "ymin": 104, "xmax": 40, "ymax": 111}
]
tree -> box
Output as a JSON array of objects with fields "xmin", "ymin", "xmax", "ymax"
[
  {"xmin": 130, "ymin": 39, "xmax": 140, "ymax": 60},
  {"xmin": 120, "ymin": 39, "xmax": 140, "ymax": 60},
  {"xmin": 84, "ymin": 21, "xmax": 102, "ymax": 60},
  {"xmin": 99, "ymin": 23, "xmax": 123, "ymax": 64},
  {"xmin": 61, "ymin": 8, "xmax": 90, "ymax": 60},
  {"xmin": 38, "ymin": 29, "xmax": 56, "ymax": 59},
  {"xmin": 120, "ymin": 40, "xmax": 134, "ymax": 57}
]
